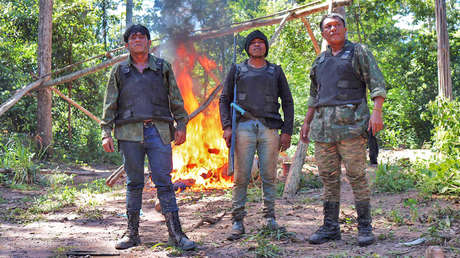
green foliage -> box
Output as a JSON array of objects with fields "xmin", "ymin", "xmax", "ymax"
[
  {"xmin": 373, "ymin": 162, "xmax": 416, "ymax": 193},
  {"xmin": 1, "ymin": 177, "xmax": 113, "ymax": 223},
  {"xmin": 244, "ymin": 226, "xmax": 293, "ymax": 257},
  {"xmin": 425, "ymin": 97, "xmax": 460, "ymax": 158},
  {"xmin": 298, "ymin": 171, "xmax": 323, "ymax": 191},
  {"xmin": 415, "ymin": 157, "xmax": 460, "ymax": 195},
  {"xmin": 0, "ymin": 134, "xmax": 43, "ymax": 184}
]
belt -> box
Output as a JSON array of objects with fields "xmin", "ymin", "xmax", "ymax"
[{"xmin": 143, "ymin": 120, "xmax": 154, "ymax": 127}]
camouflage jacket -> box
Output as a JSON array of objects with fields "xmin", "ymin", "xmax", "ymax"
[
  {"xmin": 308, "ymin": 40, "xmax": 386, "ymax": 143},
  {"xmin": 101, "ymin": 54, "xmax": 188, "ymax": 144}
]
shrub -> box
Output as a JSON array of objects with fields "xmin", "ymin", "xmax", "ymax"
[{"xmin": 373, "ymin": 162, "xmax": 416, "ymax": 193}]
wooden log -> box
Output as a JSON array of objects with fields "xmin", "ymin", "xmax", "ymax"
[
  {"xmin": 282, "ymin": 141, "xmax": 308, "ymax": 198},
  {"xmin": 51, "ymin": 87, "xmax": 101, "ymax": 124},
  {"xmin": 105, "ymin": 165, "xmax": 125, "ymax": 187},
  {"xmin": 0, "ymin": 78, "xmax": 46, "ymax": 116},
  {"xmin": 301, "ymin": 17, "xmax": 321, "ymax": 55},
  {"xmin": 269, "ymin": 12, "xmax": 292, "ymax": 46},
  {"xmin": 190, "ymin": 0, "xmax": 352, "ymax": 41}
]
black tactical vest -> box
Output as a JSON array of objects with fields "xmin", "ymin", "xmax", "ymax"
[
  {"xmin": 314, "ymin": 43, "xmax": 365, "ymax": 107},
  {"xmin": 235, "ymin": 62, "xmax": 281, "ymax": 120},
  {"xmin": 115, "ymin": 59, "xmax": 173, "ymax": 125}
]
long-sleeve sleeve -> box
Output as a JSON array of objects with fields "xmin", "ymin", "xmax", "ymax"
[
  {"xmin": 219, "ymin": 64, "xmax": 237, "ymax": 130},
  {"xmin": 354, "ymin": 44, "xmax": 387, "ymax": 100},
  {"xmin": 278, "ymin": 67, "xmax": 294, "ymax": 135},
  {"xmin": 100, "ymin": 65, "xmax": 120, "ymax": 139},
  {"xmin": 164, "ymin": 61, "xmax": 189, "ymax": 131}
]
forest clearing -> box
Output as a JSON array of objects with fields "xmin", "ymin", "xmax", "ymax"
[{"xmin": 1, "ymin": 150, "xmax": 459, "ymax": 257}]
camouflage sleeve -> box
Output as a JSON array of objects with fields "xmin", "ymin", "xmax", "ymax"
[
  {"xmin": 354, "ymin": 44, "xmax": 387, "ymax": 100},
  {"xmin": 307, "ymin": 57, "xmax": 320, "ymax": 107},
  {"xmin": 100, "ymin": 64, "xmax": 120, "ymax": 139},
  {"xmin": 164, "ymin": 61, "xmax": 189, "ymax": 131}
]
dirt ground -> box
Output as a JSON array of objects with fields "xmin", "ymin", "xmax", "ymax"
[{"xmin": 1, "ymin": 150, "xmax": 459, "ymax": 258}]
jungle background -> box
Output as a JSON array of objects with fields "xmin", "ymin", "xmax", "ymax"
[{"xmin": 0, "ymin": 0, "xmax": 459, "ymax": 257}]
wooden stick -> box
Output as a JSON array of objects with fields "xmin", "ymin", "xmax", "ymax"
[
  {"xmin": 269, "ymin": 12, "xmax": 292, "ymax": 46},
  {"xmin": 105, "ymin": 165, "xmax": 125, "ymax": 187},
  {"xmin": 190, "ymin": 0, "xmax": 352, "ymax": 41},
  {"xmin": 301, "ymin": 17, "xmax": 321, "ymax": 55},
  {"xmin": 189, "ymin": 83, "xmax": 223, "ymax": 120},
  {"xmin": 0, "ymin": 78, "xmax": 46, "ymax": 117},
  {"xmin": 51, "ymin": 87, "xmax": 101, "ymax": 124}
]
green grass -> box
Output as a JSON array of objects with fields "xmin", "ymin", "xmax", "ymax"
[{"xmin": 373, "ymin": 162, "xmax": 416, "ymax": 193}]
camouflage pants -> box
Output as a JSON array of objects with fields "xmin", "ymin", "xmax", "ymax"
[{"xmin": 315, "ymin": 136, "xmax": 370, "ymax": 203}]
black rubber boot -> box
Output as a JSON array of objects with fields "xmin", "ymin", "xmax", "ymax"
[
  {"xmin": 356, "ymin": 201, "xmax": 375, "ymax": 246},
  {"xmin": 309, "ymin": 201, "xmax": 341, "ymax": 244},
  {"xmin": 164, "ymin": 211, "xmax": 196, "ymax": 250},
  {"xmin": 115, "ymin": 211, "xmax": 141, "ymax": 250},
  {"xmin": 227, "ymin": 220, "xmax": 245, "ymax": 240}
]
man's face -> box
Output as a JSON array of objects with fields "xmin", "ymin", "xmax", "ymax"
[
  {"xmin": 321, "ymin": 17, "xmax": 347, "ymax": 46},
  {"xmin": 125, "ymin": 32, "xmax": 151, "ymax": 55},
  {"xmin": 248, "ymin": 38, "xmax": 266, "ymax": 58}
]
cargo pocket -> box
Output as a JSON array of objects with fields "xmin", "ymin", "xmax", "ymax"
[{"xmin": 334, "ymin": 104, "xmax": 356, "ymax": 125}]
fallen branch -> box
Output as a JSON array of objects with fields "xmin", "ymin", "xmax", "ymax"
[
  {"xmin": 0, "ymin": 78, "xmax": 46, "ymax": 116},
  {"xmin": 193, "ymin": 210, "xmax": 227, "ymax": 229}
]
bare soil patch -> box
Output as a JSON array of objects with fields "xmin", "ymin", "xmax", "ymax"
[{"xmin": 1, "ymin": 150, "xmax": 459, "ymax": 257}]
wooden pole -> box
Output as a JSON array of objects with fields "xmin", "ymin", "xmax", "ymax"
[
  {"xmin": 434, "ymin": 0, "xmax": 452, "ymax": 100},
  {"xmin": 269, "ymin": 12, "xmax": 292, "ymax": 46},
  {"xmin": 51, "ymin": 87, "xmax": 101, "ymax": 124},
  {"xmin": 301, "ymin": 17, "xmax": 321, "ymax": 55},
  {"xmin": 0, "ymin": 54, "xmax": 128, "ymax": 117}
]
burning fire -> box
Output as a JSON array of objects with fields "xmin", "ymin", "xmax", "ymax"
[{"xmin": 170, "ymin": 43, "xmax": 233, "ymax": 191}]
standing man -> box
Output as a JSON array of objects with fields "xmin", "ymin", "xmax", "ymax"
[
  {"xmin": 219, "ymin": 30, "xmax": 294, "ymax": 240},
  {"xmin": 300, "ymin": 13, "xmax": 386, "ymax": 246},
  {"xmin": 101, "ymin": 24, "xmax": 196, "ymax": 251}
]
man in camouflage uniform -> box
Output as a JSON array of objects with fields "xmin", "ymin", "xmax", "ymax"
[
  {"xmin": 219, "ymin": 30, "xmax": 294, "ymax": 240},
  {"xmin": 101, "ymin": 24, "xmax": 196, "ymax": 250},
  {"xmin": 300, "ymin": 13, "xmax": 386, "ymax": 246}
]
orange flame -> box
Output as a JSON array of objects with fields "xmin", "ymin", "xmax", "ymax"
[{"xmin": 171, "ymin": 43, "xmax": 233, "ymax": 191}]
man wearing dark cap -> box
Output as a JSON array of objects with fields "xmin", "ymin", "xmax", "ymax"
[
  {"xmin": 101, "ymin": 24, "xmax": 196, "ymax": 250},
  {"xmin": 219, "ymin": 30, "xmax": 294, "ymax": 240},
  {"xmin": 300, "ymin": 13, "xmax": 386, "ymax": 246}
]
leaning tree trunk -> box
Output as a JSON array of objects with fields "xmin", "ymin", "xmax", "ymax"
[
  {"xmin": 283, "ymin": 4, "xmax": 346, "ymax": 198},
  {"xmin": 435, "ymin": 0, "xmax": 452, "ymax": 100},
  {"xmin": 37, "ymin": 0, "xmax": 53, "ymax": 150}
]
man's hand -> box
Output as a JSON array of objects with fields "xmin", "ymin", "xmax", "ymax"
[
  {"xmin": 279, "ymin": 133, "xmax": 291, "ymax": 152},
  {"xmin": 368, "ymin": 96, "xmax": 385, "ymax": 136},
  {"xmin": 174, "ymin": 129, "xmax": 186, "ymax": 145},
  {"xmin": 102, "ymin": 136, "xmax": 114, "ymax": 152},
  {"xmin": 223, "ymin": 127, "xmax": 232, "ymax": 148},
  {"xmin": 300, "ymin": 122, "xmax": 311, "ymax": 144},
  {"xmin": 368, "ymin": 109, "xmax": 383, "ymax": 136}
]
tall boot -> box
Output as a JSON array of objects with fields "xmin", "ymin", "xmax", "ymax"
[
  {"xmin": 115, "ymin": 210, "xmax": 141, "ymax": 250},
  {"xmin": 164, "ymin": 211, "xmax": 196, "ymax": 250},
  {"xmin": 356, "ymin": 201, "xmax": 375, "ymax": 246},
  {"xmin": 309, "ymin": 201, "xmax": 341, "ymax": 244}
]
